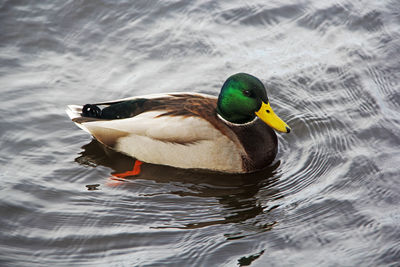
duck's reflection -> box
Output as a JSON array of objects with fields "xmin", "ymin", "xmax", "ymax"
[{"xmin": 76, "ymin": 140, "xmax": 281, "ymax": 233}]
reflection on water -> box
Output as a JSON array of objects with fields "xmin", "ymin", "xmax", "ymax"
[
  {"xmin": 77, "ymin": 140, "xmax": 281, "ymax": 232},
  {"xmin": 1, "ymin": 0, "xmax": 400, "ymax": 266}
]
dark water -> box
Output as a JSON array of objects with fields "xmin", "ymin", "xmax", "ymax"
[{"xmin": 1, "ymin": 0, "xmax": 400, "ymax": 266}]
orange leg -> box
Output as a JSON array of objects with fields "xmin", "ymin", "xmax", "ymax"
[
  {"xmin": 113, "ymin": 160, "xmax": 143, "ymax": 178},
  {"xmin": 106, "ymin": 160, "xmax": 143, "ymax": 187}
]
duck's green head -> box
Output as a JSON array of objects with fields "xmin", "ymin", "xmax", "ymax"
[{"xmin": 217, "ymin": 73, "xmax": 291, "ymax": 133}]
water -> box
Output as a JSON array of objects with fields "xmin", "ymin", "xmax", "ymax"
[{"xmin": 1, "ymin": 0, "xmax": 399, "ymax": 266}]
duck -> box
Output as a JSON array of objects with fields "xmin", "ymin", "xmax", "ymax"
[{"xmin": 66, "ymin": 73, "xmax": 291, "ymax": 173}]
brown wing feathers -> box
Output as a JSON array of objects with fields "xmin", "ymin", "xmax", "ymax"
[
  {"xmin": 73, "ymin": 94, "xmax": 242, "ymax": 150},
  {"xmin": 76, "ymin": 94, "xmax": 219, "ymax": 122}
]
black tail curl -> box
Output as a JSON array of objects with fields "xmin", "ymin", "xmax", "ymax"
[{"xmin": 82, "ymin": 104, "xmax": 102, "ymax": 118}]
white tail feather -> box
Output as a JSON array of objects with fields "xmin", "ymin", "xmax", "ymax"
[{"xmin": 65, "ymin": 105, "xmax": 91, "ymax": 133}]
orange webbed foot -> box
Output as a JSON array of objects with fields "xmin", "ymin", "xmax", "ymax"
[{"xmin": 106, "ymin": 160, "xmax": 143, "ymax": 187}]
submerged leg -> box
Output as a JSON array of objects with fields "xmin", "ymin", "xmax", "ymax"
[
  {"xmin": 106, "ymin": 160, "xmax": 143, "ymax": 187},
  {"xmin": 112, "ymin": 160, "xmax": 143, "ymax": 178}
]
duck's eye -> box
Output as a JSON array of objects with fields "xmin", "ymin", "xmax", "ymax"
[{"xmin": 243, "ymin": 90, "xmax": 252, "ymax": 97}]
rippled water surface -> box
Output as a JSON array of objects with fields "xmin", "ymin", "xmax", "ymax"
[{"xmin": 1, "ymin": 0, "xmax": 400, "ymax": 266}]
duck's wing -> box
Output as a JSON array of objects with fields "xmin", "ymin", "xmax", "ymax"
[{"xmin": 66, "ymin": 93, "xmax": 225, "ymax": 147}]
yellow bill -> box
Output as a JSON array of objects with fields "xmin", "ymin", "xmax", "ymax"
[{"xmin": 255, "ymin": 101, "xmax": 291, "ymax": 133}]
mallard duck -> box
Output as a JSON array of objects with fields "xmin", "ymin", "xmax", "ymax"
[{"xmin": 66, "ymin": 73, "xmax": 290, "ymax": 173}]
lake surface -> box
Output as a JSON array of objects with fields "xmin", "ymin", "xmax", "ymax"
[{"xmin": 1, "ymin": 0, "xmax": 399, "ymax": 266}]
